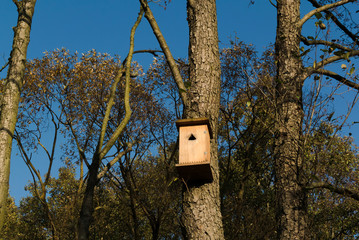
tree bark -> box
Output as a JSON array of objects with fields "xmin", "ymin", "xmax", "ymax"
[
  {"xmin": 0, "ymin": 0, "xmax": 36, "ymax": 231},
  {"xmin": 77, "ymin": 153, "xmax": 100, "ymax": 240},
  {"xmin": 181, "ymin": 1, "xmax": 224, "ymax": 239},
  {"xmin": 274, "ymin": 0, "xmax": 307, "ymax": 239}
]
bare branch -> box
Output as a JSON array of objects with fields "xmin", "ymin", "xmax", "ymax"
[
  {"xmin": 312, "ymin": 68, "xmax": 359, "ymax": 90},
  {"xmin": 139, "ymin": 0, "xmax": 189, "ymax": 108},
  {"xmin": 133, "ymin": 49, "xmax": 162, "ymax": 57},
  {"xmin": 97, "ymin": 66, "xmax": 125, "ymax": 152},
  {"xmin": 99, "ymin": 7, "xmax": 143, "ymax": 159},
  {"xmin": 0, "ymin": 62, "xmax": 9, "ymax": 73},
  {"xmin": 299, "ymin": 0, "xmax": 356, "ymax": 27},
  {"xmin": 97, "ymin": 144, "xmax": 133, "ymax": 180},
  {"xmin": 14, "ymin": 132, "xmax": 43, "ymax": 187},
  {"xmin": 122, "ymin": 49, "xmax": 163, "ymax": 64},
  {"xmin": 268, "ymin": 0, "xmax": 277, "ymax": 8},
  {"xmin": 306, "ymin": 182, "xmax": 359, "ymax": 201},
  {"xmin": 67, "ymin": 121, "xmax": 90, "ymax": 169},
  {"xmin": 301, "ymin": 35, "xmax": 353, "ymax": 51}
]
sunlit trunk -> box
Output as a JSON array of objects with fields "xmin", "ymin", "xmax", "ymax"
[
  {"xmin": 274, "ymin": 0, "xmax": 308, "ymax": 239},
  {"xmin": 0, "ymin": 0, "xmax": 37, "ymax": 231},
  {"xmin": 181, "ymin": 0, "xmax": 225, "ymax": 239}
]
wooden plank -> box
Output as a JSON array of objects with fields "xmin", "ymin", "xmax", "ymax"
[{"xmin": 178, "ymin": 125, "xmax": 210, "ymax": 164}]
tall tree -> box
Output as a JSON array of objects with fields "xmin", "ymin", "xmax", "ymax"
[
  {"xmin": 274, "ymin": 1, "xmax": 306, "ymax": 238},
  {"xmin": 0, "ymin": 0, "xmax": 36, "ymax": 231},
  {"xmin": 139, "ymin": 0, "xmax": 224, "ymax": 238},
  {"xmin": 274, "ymin": 0, "xmax": 358, "ymax": 239},
  {"xmin": 181, "ymin": 0, "xmax": 224, "ymax": 238}
]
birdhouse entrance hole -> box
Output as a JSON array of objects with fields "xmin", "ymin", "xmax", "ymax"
[
  {"xmin": 188, "ymin": 134, "xmax": 196, "ymax": 141},
  {"xmin": 175, "ymin": 118, "xmax": 213, "ymax": 182}
]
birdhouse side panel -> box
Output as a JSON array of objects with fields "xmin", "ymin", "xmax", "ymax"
[{"xmin": 178, "ymin": 125, "xmax": 210, "ymax": 164}]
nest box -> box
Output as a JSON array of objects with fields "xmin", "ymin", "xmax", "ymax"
[{"xmin": 175, "ymin": 118, "xmax": 213, "ymax": 182}]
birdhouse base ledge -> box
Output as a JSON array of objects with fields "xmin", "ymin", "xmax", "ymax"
[{"xmin": 175, "ymin": 162, "xmax": 213, "ymax": 182}]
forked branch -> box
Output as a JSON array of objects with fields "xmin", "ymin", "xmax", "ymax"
[{"xmin": 98, "ymin": 8, "xmax": 144, "ymax": 159}]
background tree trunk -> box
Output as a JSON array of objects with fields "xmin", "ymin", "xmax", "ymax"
[
  {"xmin": 0, "ymin": 0, "xmax": 36, "ymax": 231},
  {"xmin": 274, "ymin": 0, "xmax": 307, "ymax": 239},
  {"xmin": 77, "ymin": 154, "xmax": 100, "ymax": 240},
  {"xmin": 181, "ymin": 0, "xmax": 224, "ymax": 239}
]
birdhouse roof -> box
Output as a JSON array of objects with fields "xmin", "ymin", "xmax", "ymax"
[{"xmin": 175, "ymin": 117, "xmax": 213, "ymax": 139}]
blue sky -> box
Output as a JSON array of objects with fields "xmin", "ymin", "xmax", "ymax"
[
  {"xmin": 1, "ymin": 0, "xmax": 277, "ymax": 73},
  {"xmin": 0, "ymin": 0, "xmax": 277, "ymax": 203},
  {"xmin": 1, "ymin": 1, "xmax": 358, "ymax": 203}
]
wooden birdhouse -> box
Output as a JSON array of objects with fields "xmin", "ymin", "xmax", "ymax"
[{"xmin": 175, "ymin": 118, "xmax": 213, "ymax": 182}]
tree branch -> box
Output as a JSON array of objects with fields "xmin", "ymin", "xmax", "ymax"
[
  {"xmin": 97, "ymin": 66, "xmax": 124, "ymax": 152},
  {"xmin": 99, "ymin": 7, "xmax": 143, "ymax": 159},
  {"xmin": 97, "ymin": 144, "xmax": 133, "ymax": 180},
  {"xmin": 307, "ymin": 0, "xmax": 359, "ymax": 44},
  {"xmin": 139, "ymin": 0, "xmax": 189, "ymax": 108},
  {"xmin": 268, "ymin": 0, "xmax": 277, "ymax": 8},
  {"xmin": 14, "ymin": 132, "xmax": 43, "ymax": 192},
  {"xmin": 67, "ymin": 121, "xmax": 91, "ymax": 169},
  {"xmin": 312, "ymin": 68, "xmax": 359, "ymax": 90},
  {"xmin": 133, "ymin": 49, "xmax": 162, "ymax": 56},
  {"xmin": 309, "ymin": 49, "xmax": 359, "ymax": 69},
  {"xmin": 122, "ymin": 49, "xmax": 163, "ymax": 65},
  {"xmin": 301, "ymin": 35, "xmax": 353, "ymax": 51},
  {"xmin": 0, "ymin": 62, "xmax": 9, "ymax": 73},
  {"xmin": 306, "ymin": 182, "xmax": 359, "ymax": 201},
  {"xmin": 299, "ymin": 0, "xmax": 356, "ymax": 28}
]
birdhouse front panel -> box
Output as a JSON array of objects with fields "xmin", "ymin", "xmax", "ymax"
[
  {"xmin": 178, "ymin": 124, "xmax": 210, "ymax": 165},
  {"xmin": 175, "ymin": 118, "xmax": 213, "ymax": 182}
]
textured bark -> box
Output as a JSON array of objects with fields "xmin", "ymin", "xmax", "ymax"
[
  {"xmin": 274, "ymin": 0, "xmax": 307, "ymax": 239},
  {"xmin": 181, "ymin": 1, "xmax": 224, "ymax": 239},
  {"xmin": 0, "ymin": 0, "xmax": 36, "ymax": 231},
  {"xmin": 77, "ymin": 153, "xmax": 100, "ymax": 240}
]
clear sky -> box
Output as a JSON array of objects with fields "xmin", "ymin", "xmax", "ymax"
[
  {"xmin": 1, "ymin": 1, "xmax": 358, "ymax": 203},
  {"xmin": 1, "ymin": 0, "xmax": 277, "ymax": 74},
  {"xmin": 0, "ymin": 0, "xmax": 277, "ymax": 203}
]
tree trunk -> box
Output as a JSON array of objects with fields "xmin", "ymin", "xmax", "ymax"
[
  {"xmin": 0, "ymin": 0, "xmax": 36, "ymax": 231},
  {"xmin": 77, "ymin": 154, "xmax": 100, "ymax": 240},
  {"xmin": 181, "ymin": 1, "xmax": 224, "ymax": 239},
  {"xmin": 76, "ymin": 7, "xmax": 142, "ymax": 239},
  {"xmin": 274, "ymin": 0, "xmax": 307, "ymax": 239}
]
